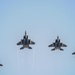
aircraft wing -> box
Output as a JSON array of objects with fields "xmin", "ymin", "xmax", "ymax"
[
  {"xmin": 60, "ymin": 43, "xmax": 67, "ymax": 47},
  {"xmin": 48, "ymin": 43, "xmax": 55, "ymax": 47},
  {"xmin": 17, "ymin": 40, "xmax": 23, "ymax": 45},
  {"xmin": 30, "ymin": 41, "xmax": 35, "ymax": 45}
]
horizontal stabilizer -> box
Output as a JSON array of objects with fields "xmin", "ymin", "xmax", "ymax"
[
  {"xmin": 51, "ymin": 48, "xmax": 55, "ymax": 51},
  {"xmin": 60, "ymin": 48, "xmax": 64, "ymax": 51},
  {"xmin": 20, "ymin": 47, "xmax": 24, "ymax": 50},
  {"xmin": 28, "ymin": 46, "xmax": 32, "ymax": 49}
]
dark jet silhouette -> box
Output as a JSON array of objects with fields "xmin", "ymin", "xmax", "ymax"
[
  {"xmin": 0, "ymin": 64, "xmax": 3, "ymax": 66},
  {"xmin": 48, "ymin": 36, "xmax": 67, "ymax": 51},
  {"xmin": 17, "ymin": 31, "xmax": 35, "ymax": 50},
  {"xmin": 72, "ymin": 52, "xmax": 75, "ymax": 55}
]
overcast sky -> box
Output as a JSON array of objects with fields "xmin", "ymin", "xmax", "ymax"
[{"xmin": 0, "ymin": 0, "xmax": 75, "ymax": 75}]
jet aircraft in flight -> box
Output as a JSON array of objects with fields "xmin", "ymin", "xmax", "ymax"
[
  {"xmin": 48, "ymin": 36, "xmax": 67, "ymax": 51},
  {"xmin": 17, "ymin": 31, "xmax": 35, "ymax": 50}
]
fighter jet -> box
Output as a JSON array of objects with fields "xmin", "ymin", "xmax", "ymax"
[
  {"xmin": 0, "ymin": 64, "xmax": 3, "ymax": 66},
  {"xmin": 72, "ymin": 52, "xmax": 75, "ymax": 55},
  {"xmin": 17, "ymin": 31, "xmax": 35, "ymax": 50},
  {"xmin": 48, "ymin": 36, "xmax": 67, "ymax": 51}
]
